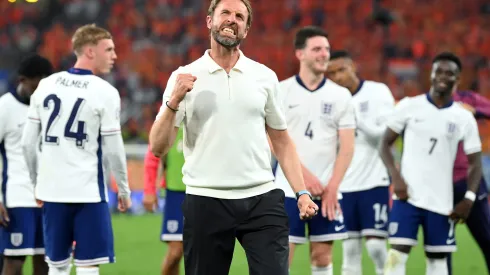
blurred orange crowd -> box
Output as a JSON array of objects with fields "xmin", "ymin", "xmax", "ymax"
[{"xmin": 2, "ymin": 0, "xmax": 490, "ymax": 148}]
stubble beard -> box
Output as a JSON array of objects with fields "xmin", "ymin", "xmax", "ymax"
[{"xmin": 211, "ymin": 27, "xmax": 242, "ymax": 49}]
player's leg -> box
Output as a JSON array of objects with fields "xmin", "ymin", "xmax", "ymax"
[
  {"xmin": 462, "ymin": 180, "xmax": 490, "ymax": 273},
  {"xmin": 33, "ymin": 207, "xmax": 48, "ymax": 275},
  {"xmin": 309, "ymin": 199, "xmax": 348, "ymax": 275},
  {"xmin": 464, "ymin": 194, "xmax": 490, "ymax": 273},
  {"xmin": 423, "ymin": 209, "xmax": 456, "ymax": 275},
  {"xmin": 182, "ymin": 193, "xmax": 236, "ymax": 275},
  {"xmin": 359, "ymin": 187, "xmax": 390, "ymax": 275},
  {"xmin": 42, "ymin": 203, "xmax": 75, "ymax": 275},
  {"xmin": 236, "ymin": 189, "xmax": 289, "ymax": 275},
  {"xmin": 1, "ymin": 207, "xmax": 48, "ymax": 275},
  {"xmin": 160, "ymin": 190, "xmax": 185, "ymax": 275},
  {"xmin": 73, "ymin": 202, "xmax": 115, "ymax": 275},
  {"xmin": 282, "ymin": 195, "xmax": 307, "ymax": 267},
  {"xmin": 384, "ymin": 200, "xmax": 421, "ymax": 275},
  {"xmin": 339, "ymin": 191, "xmax": 363, "ymax": 275}
]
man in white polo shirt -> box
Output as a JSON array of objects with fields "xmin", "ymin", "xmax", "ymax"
[{"xmin": 149, "ymin": 0, "xmax": 318, "ymax": 274}]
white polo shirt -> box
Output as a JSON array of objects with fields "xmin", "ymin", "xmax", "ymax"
[{"xmin": 156, "ymin": 50, "xmax": 287, "ymax": 199}]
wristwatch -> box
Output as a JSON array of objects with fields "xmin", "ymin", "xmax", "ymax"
[{"xmin": 296, "ymin": 190, "xmax": 313, "ymax": 200}]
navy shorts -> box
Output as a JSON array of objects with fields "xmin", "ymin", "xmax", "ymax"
[
  {"xmin": 340, "ymin": 186, "xmax": 390, "ymax": 238},
  {"xmin": 0, "ymin": 207, "xmax": 44, "ymax": 256},
  {"xmin": 160, "ymin": 190, "xmax": 185, "ymax": 242},
  {"xmin": 284, "ymin": 197, "xmax": 348, "ymax": 243},
  {"xmin": 43, "ymin": 202, "xmax": 115, "ymax": 267},
  {"xmin": 388, "ymin": 200, "xmax": 456, "ymax": 253}
]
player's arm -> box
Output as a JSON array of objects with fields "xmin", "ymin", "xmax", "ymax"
[
  {"xmin": 265, "ymin": 72, "xmax": 317, "ymax": 220},
  {"xmin": 101, "ymin": 89, "xmax": 131, "ymax": 201},
  {"xmin": 357, "ymin": 86, "xmax": 395, "ymax": 139},
  {"xmin": 451, "ymin": 116, "xmax": 483, "ymax": 222},
  {"xmin": 150, "ymin": 71, "xmax": 191, "ymax": 158},
  {"xmin": 21, "ymin": 94, "xmax": 42, "ymax": 186},
  {"xmin": 379, "ymin": 98, "xmax": 411, "ymax": 199}
]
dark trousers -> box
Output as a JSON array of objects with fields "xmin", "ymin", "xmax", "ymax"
[
  {"xmin": 182, "ymin": 188, "xmax": 289, "ymax": 275},
  {"xmin": 448, "ymin": 179, "xmax": 490, "ymax": 275}
]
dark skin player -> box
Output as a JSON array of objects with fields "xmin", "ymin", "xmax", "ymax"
[
  {"xmin": 0, "ymin": 56, "xmax": 52, "ymax": 275},
  {"xmin": 379, "ymin": 57, "xmax": 482, "ymax": 258}
]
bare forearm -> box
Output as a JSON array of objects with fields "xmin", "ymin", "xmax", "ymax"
[
  {"xmin": 329, "ymin": 148, "xmax": 353, "ymax": 188},
  {"xmin": 467, "ymin": 153, "xmax": 483, "ymax": 194},
  {"xmin": 274, "ymin": 140, "xmax": 306, "ymax": 194},
  {"xmin": 380, "ymin": 143, "xmax": 399, "ymax": 177},
  {"xmin": 149, "ymin": 102, "xmax": 178, "ymax": 157}
]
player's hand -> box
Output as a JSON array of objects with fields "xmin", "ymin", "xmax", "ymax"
[
  {"xmin": 143, "ymin": 194, "xmax": 158, "ymax": 212},
  {"xmin": 450, "ymin": 199, "xmax": 473, "ymax": 223},
  {"xmin": 297, "ymin": 194, "xmax": 318, "ymax": 220},
  {"xmin": 118, "ymin": 196, "xmax": 132, "ymax": 212},
  {"xmin": 36, "ymin": 199, "xmax": 44, "ymax": 207},
  {"xmin": 321, "ymin": 184, "xmax": 341, "ymax": 221},
  {"xmin": 169, "ymin": 74, "xmax": 197, "ymax": 105},
  {"xmin": 302, "ymin": 167, "xmax": 323, "ymax": 196},
  {"xmin": 458, "ymin": 102, "xmax": 476, "ymax": 115},
  {"xmin": 0, "ymin": 203, "xmax": 9, "ymax": 227},
  {"xmin": 392, "ymin": 174, "xmax": 409, "ymax": 201}
]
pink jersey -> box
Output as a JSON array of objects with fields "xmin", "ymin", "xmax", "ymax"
[{"xmin": 453, "ymin": 91, "xmax": 490, "ymax": 182}]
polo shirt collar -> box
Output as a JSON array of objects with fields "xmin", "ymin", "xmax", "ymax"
[{"xmin": 204, "ymin": 49, "xmax": 248, "ymax": 74}]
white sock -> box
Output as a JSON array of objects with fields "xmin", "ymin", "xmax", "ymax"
[
  {"xmin": 312, "ymin": 264, "xmax": 333, "ymax": 275},
  {"xmin": 48, "ymin": 265, "xmax": 71, "ymax": 275},
  {"xmin": 342, "ymin": 238, "xmax": 362, "ymax": 275},
  {"xmin": 426, "ymin": 258, "xmax": 448, "ymax": 275},
  {"xmin": 384, "ymin": 249, "xmax": 408, "ymax": 275},
  {"xmin": 76, "ymin": 267, "xmax": 99, "ymax": 275},
  {"xmin": 366, "ymin": 239, "xmax": 388, "ymax": 275}
]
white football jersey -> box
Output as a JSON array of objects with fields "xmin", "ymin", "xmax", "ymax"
[
  {"xmin": 26, "ymin": 68, "xmax": 121, "ymax": 203},
  {"xmin": 274, "ymin": 75, "xmax": 356, "ymax": 198},
  {"xmin": 339, "ymin": 80, "xmax": 394, "ymax": 192},
  {"xmin": 387, "ymin": 94, "xmax": 481, "ymax": 215},
  {"xmin": 0, "ymin": 92, "xmax": 38, "ymax": 208}
]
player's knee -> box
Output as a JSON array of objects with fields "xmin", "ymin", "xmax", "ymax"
[
  {"xmin": 366, "ymin": 238, "xmax": 387, "ymax": 258},
  {"xmin": 166, "ymin": 241, "xmax": 184, "ymax": 262},
  {"xmin": 48, "ymin": 264, "xmax": 72, "ymax": 275},
  {"xmin": 4, "ymin": 256, "xmax": 26, "ymax": 271},
  {"xmin": 75, "ymin": 266, "xmax": 99, "ymax": 275},
  {"xmin": 426, "ymin": 252, "xmax": 448, "ymax": 259},
  {"xmin": 310, "ymin": 242, "xmax": 333, "ymax": 266},
  {"xmin": 342, "ymin": 238, "xmax": 362, "ymax": 259},
  {"xmin": 391, "ymin": 244, "xmax": 411, "ymax": 254}
]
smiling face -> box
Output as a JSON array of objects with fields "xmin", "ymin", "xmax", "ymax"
[
  {"xmin": 430, "ymin": 60, "xmax": 460, "ymax": 95},
  {"xmin": 206, "ymin": 0, "xmax": 250, "ymax": 49},
  {"xmin": 296, "ymin": 36, "xmax": 330, "ymax": 74}
]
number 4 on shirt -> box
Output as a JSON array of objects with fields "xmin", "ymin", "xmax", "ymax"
[
  {"xmin": 305, "ymin": 122, "xmax": 313, "ymax": 139},
  {"xmin": 43, "ymin": 94, "xmax": 88, "ymax": 148}
]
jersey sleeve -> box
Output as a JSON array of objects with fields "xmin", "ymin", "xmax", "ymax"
[
  {"xmin": 100, "ymin": 87, "xmax": 122, "ymax": 136},
  {"xmin": 462, "ymin": 116, "xmax": 482, "ymax": 155},
  {"xmin": 386, "ymin": 97, "xmax": 411, "ymax": 134},
  {"xmin": 26, "ymin": 92, "xmax": 41, "ymax": 124},
  {"xmin": 337, "ymin": 94, "xmax": 356, "ymax": 129},
  {"xmin": 264, "ymin": 70, "xmax": 287, "ymax": 130},
  {"xmin": 155, "ymin": 69, "xmax": 186, "ymax": 127}
]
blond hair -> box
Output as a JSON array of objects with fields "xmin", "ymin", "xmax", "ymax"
[
  {"xmin": 71, "ymin": 24, "xmax": 112, "ymax": 56},
  {"xmin": 208, "ymin": 0, "xmax": 253, "ymax": 29}
]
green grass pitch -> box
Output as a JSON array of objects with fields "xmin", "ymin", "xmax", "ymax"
[{"xmin": 22, "ymin": 214, "xmax": 487, "ymax": 274}]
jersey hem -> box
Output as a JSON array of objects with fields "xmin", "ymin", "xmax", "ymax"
[
  {"xmin": 339, "ymin": 183, "xmax": 390, "ymax": 193},
  {"xmin": 464, "ymin": 147, "xmax": 482, "ymax": 155},
  {"xmin": 266, "ymin": 122, "xmax": 287, "ymax": 131},
  {"xmin": 27, "ymin": 117, "xmax": 40, "ymax": 123},
  {"xmin": 406, "ymin": 199, "xmax": 450, "ymax": 216},
  {"xmin": 185, "ymin": 181, "xmax": 276, "ymax": 199}
]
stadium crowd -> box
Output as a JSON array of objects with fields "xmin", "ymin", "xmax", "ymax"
[{"xmin": 1, "ymin": 0, "xmax": 490, "ymax": 147}]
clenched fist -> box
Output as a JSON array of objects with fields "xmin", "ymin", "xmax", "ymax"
[{"xmin": 168, "ymin": 74, "xmax": 197, "ymax": 108}]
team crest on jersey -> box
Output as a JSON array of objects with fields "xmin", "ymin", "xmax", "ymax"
[
  {"xmin": 167, "ymin": 220, "xmax": 179, "ymax": 233},
  {"xmin": 446, "ymin": 122, "xmax": 457, "ymax": 138},
  {"xmin": 10, "ymin": 233, "xmax": 23, "ymax": 247},
  {"xmin": 322, "ymin": 102, "xmax": 333, "ymax": 114},
  {"xmin": 359, "ymin": 101, "xmax": 369, "ymax": 113},
  {"xmin": 388, "ymin": 222, "xmax": 398, "ymax": 235}
]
